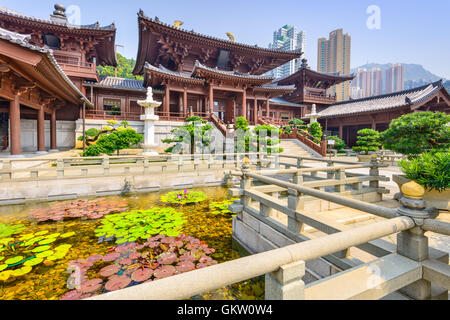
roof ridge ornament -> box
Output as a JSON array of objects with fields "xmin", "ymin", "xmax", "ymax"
[
  {"xmin": 50, "ymin": 3, "xmax": 67, "ymax": 23},
  {"xmin": 226, "ymin": 33, "xmax": 236, "ymax": 42},
  {"xmin": 173, "ymin": 20, "xmax": 183, "ymax": 29}
]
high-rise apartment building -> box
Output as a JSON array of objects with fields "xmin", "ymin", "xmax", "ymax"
[
  {"xmin": 269, "ymin": 25, "xmax": 306, "ymax": 79},
  {"xmin": 351, "ymin": 67, "xmax": 383, "ymax": 98},
  {"xmin": 385, "ymin": 63, "xmax": 405, "ymax": 93},
  {"xmin": 317, "ymin": 29, "xmax": 351, "ymax": 101}
]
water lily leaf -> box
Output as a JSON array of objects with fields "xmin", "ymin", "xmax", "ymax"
[
  {"xmin": 5, "ymin": 256, "xmax": 24, "ymax": 265},
  {"xmin": 54, "ymin": 244, "xmax": 72, "ymax": 252},
  {"xmin": 35, "ymin": 231, "xmax": 49, "ymax": 236},
  {"xmin": 32, "ymin": 245, "xmax": 51, "ymax": 253},
  {"xmin": 0, "ymin": 264, "xmax": 7, "ymax": 271},
  {"xmin": 38, "ymin": 238, "xmax": 56, "ymax": 245},
  {"xmin": 60, "ymin": 232, "xmax": 76, "ymax": 239},
  {"xmin": 19, "ymin": 234, "xmax": 35, "ymax": 241},
  {"xmin": 12, "ymin": 266, "xmax": 32, "ymax": 277},
  {"xmin": 0, "ymin": 256, "xmax": 4, "ymax": 262},
  {"xmin": 0, "ymin": 270, "xmax": 12, "ymax": 281},
  {"xmin": 36, "ymin": 250, "xmax": 54, "ymax": 258},
  {"xmin": 46, "ymin": 233, "xmax": 61, "ymax": 238},
  {"xmin": 24, "ymin": 257, "xmax": 44, "ymax": 267}
]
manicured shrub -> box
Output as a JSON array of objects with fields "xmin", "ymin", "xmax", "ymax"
[
  {"xmin": 381, "ymin": 112, "xmax": 450, "ymax": 157},
  {"xmin": 288, "ymin": 118, "xmax": 307, "ymax": 130},
  {"xmin": 309, "ymin": 122, "xmax": 323, "ymax": 142},
  {"xmin": 162, "ymin": 117, "xmax": 212, "ymax": 154},
  {"xmin": 399, "ymin": 151, "xmax": 450, "ymax": 192},
  {"xmin": 326, "ymin": 136, "xmax": 347, "ymax": 152},
  {"xmin": 352, "ymin": 129, "xmax": 381, "ymax": 155},
  {"xmin": 83, "ymin": 128, "xmax": 143, "ymax": 156}
]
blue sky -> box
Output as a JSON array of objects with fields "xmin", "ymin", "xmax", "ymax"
[{"xmin": 1, "ymin": 0, "xmax": 449, "ymax": 79}]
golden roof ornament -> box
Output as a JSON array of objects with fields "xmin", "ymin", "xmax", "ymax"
[
  {"xmin": 226, "ymin": 33, "xmax": 236, "ymax": 42},
  {"xmin": 173, "ymin": 20, "xmax": 184, "ymax": 29}
]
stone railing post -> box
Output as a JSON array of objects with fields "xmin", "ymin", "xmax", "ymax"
[
  {"xmin": 335, "ymin": 168, "xmax": 345, "ymax": 193},
  {"xmin": 57, "ymin": 159, "xmax": 64, "ymax": 178},
  {"xmin": 288, "ymin": 189, "xmax": 304, "ymax": 233},
  {"xmin": 143, "ymin": 157, "xmax": 149, "ymax": 174},
  {"xmin": 369, "ymin": 158, "xmax": 380, "ymax": 189},
  {"xmin": 102, "ymin": 156, "xmax": 110, "ymax": 176},
  {"xmin": 2, "ymin": 160, "xmax": 11, "ymax": 180},
  {"xmin": 240, "ymin": 157, "xmax": 252, "ymax": 207},
  {"xmin": 265, "ymin": 261, "xmax": 305, "ymax": 300},
  {"xmin": 396, "ymin": 181, "xmax": 438, "ymax": 300}
]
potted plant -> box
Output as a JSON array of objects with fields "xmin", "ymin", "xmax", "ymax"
[
  {"xmin": 352, "ymin": 129, "xmax": 381, "ymax": 162},
  {"xmin": 395, "ymin": 152, "xmax": 450, "ymax": 210}
]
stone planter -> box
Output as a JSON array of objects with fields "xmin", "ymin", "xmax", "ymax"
[
  {"xmin": 393, "ymin": 174, "xmax": 450, "ymax": 211},
  {"xmin": 356, "ymin": 154, "xmax": 377, "ymax": 163}
]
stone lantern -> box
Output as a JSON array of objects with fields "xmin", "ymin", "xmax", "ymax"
[
  {"xmin": 306, "ymin": 104, "xmax": 320, "ymax": 124},
  {"xmin": 138, "ymin": 87, "xmax": 162, "ymax": 156}
]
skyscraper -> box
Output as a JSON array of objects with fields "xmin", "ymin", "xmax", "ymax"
[
  {"xmin": 385, "ymin": 64, "xmax": 405, "ymax": 93},
  {"xmin": 269, "ymin": 25, "xmax": 306, "ymax": 79},
  {"xmin": 351, "ymin": 67, "xmax": 383, "ymax": 99},
  {"xmin": 317, "ymin": 29, "xmax": 351, "ymax": 101}
]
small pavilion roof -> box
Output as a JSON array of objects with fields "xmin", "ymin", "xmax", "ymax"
[
  {"xmin": 318, "ymin": 80, "xmax": 448, "ymax": 118},
  {"xmin": 84, "ymin": 77, "xmax": 146, "ymax": 92},
  {"xmin": 269, "ymin": 97, "xmax": 304, "ymax": 108}
]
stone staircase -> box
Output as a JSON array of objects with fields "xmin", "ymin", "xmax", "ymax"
[{"xmin": 280, "ymin": 139, "xmax": 320, "ymax": 159}]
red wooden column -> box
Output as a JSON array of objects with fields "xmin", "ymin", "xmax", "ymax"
[
  {"xmin": 339, "ymin": 120, "xmax": 344, "ymax": 140},
  {"xmin": 37, "ymin": 107, "xmax": 46, "ymax": 153},
  {"xmin": 266, "ymin": 98, "xmax": 270, "ymax": 119},
  {"xmin": 242, "ymin": 88, "xmax": 247, "ymax": 120},
  {"xmin": 253, "ymin": 99, "xmax": 258, "ymax": 125},
  {"xmin": 209, "ymin": 84, "xmax": 214, "ymax": 114},
  {"xmin": 50, "ymin": 109, "xmax": 57, "ymax": 151},
  {"xmin": 9, "ymin": 95, "xmax": 21, "ymax": 156},
  {"xmin": 183, "ymin": 88, "xmax": 188, "ymax": 116},
  {"xmin": 164, "ymin": 81, "xmax": 170, "ymax": 119}
]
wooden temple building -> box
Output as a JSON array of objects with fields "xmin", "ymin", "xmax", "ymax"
[{"xmin": 0, "ymin": 4, "xmax": 448, "ymax": 156}]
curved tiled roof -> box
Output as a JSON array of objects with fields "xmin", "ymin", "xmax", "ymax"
[
  {"xmin": 138, "ymin": 10, "xmax": 301, "ymax": 56},
  {"xmin": 0, "ymin": 6, "xmax": 116, "ymax": 31},
  {"xmin": 0, "ymin": 27, "xmax": 92, "ymax": 107},
  {"xmin": 274, "ymin": 66, "xmax": 354, "ymax": 84},
  {"xmin": 255, "ymin": 83, "xmax": 296, "ymax": 91},
  {"xmin": 192, "ymin": 61, "xmax": 275, "ymax": 81},
  {"xmin": 85, "ymin": 77, "xmax": 146, "ymax": 91},
  {"xmin": 318, "ymin": 80, "xmax": 445, "ymax": 118},
  {"xmin": 269, "ymin": 97, "xmax": 303, "ymax": 108}
]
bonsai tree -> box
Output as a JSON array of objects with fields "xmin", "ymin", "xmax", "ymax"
[
  {"xmin": 308, "ymin": 122, "xmax": 323, "ymax": 143},
  {"xmin": 381, "ymin": 112, "xmax": 450, "ymax": 157},
  {"xmin": 352, "ymin": 129, "xmax": 381, "ymax": 155},
  {"xmin": 326, "ymin": 136, "xmax": 347, "ymax": 152},
  {"xmin": 83, "ymin": 128, "xmax": 143, "ymax": 156},
  {"xmin": 288, "ymin": 118, "xmax": 307, "ymax": 130},
  {"xmin": 399, "ymin": 152, "xmax": 450, "ymax": 192},
  {"xmin": 162, "ymin": 116, "xmax": 213, "ymax": 154}
]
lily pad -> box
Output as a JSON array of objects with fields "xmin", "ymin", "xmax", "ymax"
[
  {"xmin": 99, "ymin": 264, "xmax": 121, "ymax": 278},
  {"xmin": 32, "ymin": 245, "xmax": 51, "ymax": 253},
  {"xmin": 60, "ymin": 232, "xmax": 76, "ymax": 239},
  {"xmin": 104, "ymin": 275, "xmax": 131, "ymax": 292},
  {"xmin": 0, "ymin": 264, "xmax": 7, "ymax": 272},
  {"xmin": 11, "ymin": 266, "xmax": 32, "ymax": 277},
  {"xmin": 36, "ymin": 250, "xmax": 54, "ymax": 258},
  {"xmin": 54, "ymin": 244, "xmax": 72, "ymax": 252},
  {"xmin": 131, "ymin": 268, "xmax": 153, "ymax": 282},
  {"xmin": 35, "ymin": 231, "xmax": 49, "ymax": 236},
  {"xmin": 23, "ymin": 257, "xmax": 44, "ymax": 267},
  {"xmin": 5, "ymin": 256, "xmax": 24, "ymax": 265},
  {"xmin": 38, "ymin": 238, "xmax": 56, "ymax": 245},
  {"xmin": 0, "ymin": 270, "xmax": 12, "ymax": 281}
]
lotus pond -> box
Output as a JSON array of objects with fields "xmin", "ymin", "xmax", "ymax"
[{"xmin": 0, "ymin": 187, "xmax": 264, "ymax": 300}]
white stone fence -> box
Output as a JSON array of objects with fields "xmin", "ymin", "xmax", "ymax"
[{"xmin": 87, "ymin": 161, "xmax": 450, "ymax": 300}]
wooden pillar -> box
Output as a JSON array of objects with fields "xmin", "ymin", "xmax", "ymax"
[
  {"xmin": 9, "ymin": 95, "xmax": 21, "ymax": 156},
  {"xmin": 266, "ymin": 98, "xmax": 270, "ymax": 118},
  {"xmin": 50, "ymin": 109, "xmax": 57, "ymax": 151},
  {"xmin": 183, "ymin": 88, "xmax": 188, "ymax": 115},
  {"xmin": 254, "ymin": 99, "xmax": 258, "ymax": 125},
  {"xmin": 37, "ymin": 107, "xmax": 45, "ymax": 153},
  {"xmin": 209, "ymin": 84, "xmax": 214, "ymax": 114},
  {"xmin": 339, "ymin": 120, "xmax": 343, "ymax": 140},
  {"xmin": 371, "ymin": 115, "xmax": 377, "ymax": 130},
  {"xmin": 82, "ymin": 101, "xmax": 86, "ymax": 152},
  {"xmin": 242, "ymin": 88, "xmax": 247, "ymax": 120},
  {"xmin": 164, "ymin": 82, "xmax": 170, "ymax": 117}
]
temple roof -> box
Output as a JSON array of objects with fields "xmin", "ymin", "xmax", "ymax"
[
  {"xmin": 84, "ymin": 77, "xmax": 146, "ymax": 92},
  {"xmin": 0, "ymin": 6, "xmax": 116, "ymax": 31},
  {"xmin": 134, "ymin": 10, "xmax": 302, "ymax": 75},
  {"xmin": 274, "ymin": 59, "xmax": 354, "ymax": 86},
  {"xmin": 318, "ymin": 80, "xmax": 448, "ymax": 118},
  {"xmin": 0, "ymin": 27, "xmax": 92, "ymax": 107},
  {"xmin": 269, "ymin": 97, "xmax": 304, "ymax": 108},
  {"xmin": 192, "ymin": 61, "xmax": 274, "ymax": 84},
  {"xmin": 0, "ymin": 5, "xmax": 117, "ymax": 67}
]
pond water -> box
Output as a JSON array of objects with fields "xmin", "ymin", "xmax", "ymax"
[{"xmin": 0, "ymin": 187, "xmax": 264, "ymax": 300}]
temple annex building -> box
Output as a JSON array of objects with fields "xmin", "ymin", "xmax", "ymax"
[{"xmin": 0, "ymin": 4, "xmax": 449, "ymax": 156}]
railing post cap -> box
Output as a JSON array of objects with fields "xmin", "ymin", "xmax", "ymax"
[{"xmin": 401, "ymin": 181, "xmax": 425, "ymax": 200}]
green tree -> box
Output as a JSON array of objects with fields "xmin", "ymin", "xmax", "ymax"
[
  {"xmin": 352, "ymin": 129, "xmax": 381, "ymax": 155},
  {"xmin": 97, "ymin": 53, "xmax": 143, "ymax": 80},
  {"xmin": 83, "ymin": 128, "xmax": 143, "ymax": 156},
  {"xmin": 309, "ymin": 122, "xmax": 323, "ymax": 142},
  {"xmin": 326, "ymin": 136, "xmax": 347, "ymax": 152},
  {"xmin": 381, "ymin": 112, "xmax": 450, "ymax": 157},
  {"xmin": 288, "ymin": 118, "xmax": 307, "ymax": 130},
  {"xmin": 162, "ymin": 117, "xmax": 213, "ymax": 154}
]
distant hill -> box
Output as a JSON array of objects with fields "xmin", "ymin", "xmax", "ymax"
[{"xmin": 351, "ymin": 63, "xmax": 442, "ymax": 82}]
